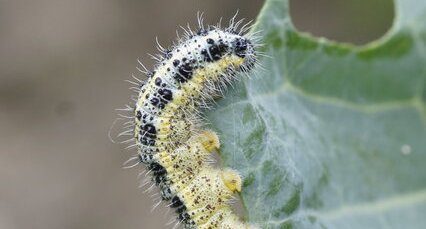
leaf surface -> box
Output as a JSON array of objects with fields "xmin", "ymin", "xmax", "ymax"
[{"xmin": 207, "ymin": 0, "xmax": 426, "ymax": 228}]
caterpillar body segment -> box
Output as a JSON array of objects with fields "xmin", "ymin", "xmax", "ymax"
[{"xmin": 121, "ymin": 14, "xmax": 259, "ymax": 229}]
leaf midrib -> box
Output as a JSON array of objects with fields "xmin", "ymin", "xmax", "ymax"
[{"xmin": 213, "ymin": 81, "xmax": 426, "ymax": 123}]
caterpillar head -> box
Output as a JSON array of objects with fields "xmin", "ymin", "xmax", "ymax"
[
  {"xmin": 210, "ymin": 30, "xmax": 256, "ymax": 72},
  {"xmin": 230, "ymin": 36, "xmax": 256, "ymax": 70}
]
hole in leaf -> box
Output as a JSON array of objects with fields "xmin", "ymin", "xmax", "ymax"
[{"xmin": 289, "ymin": 0, "xmax": 394, "ymax": 45}]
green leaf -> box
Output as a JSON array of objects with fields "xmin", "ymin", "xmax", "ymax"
[{"xmin": 207, "ymin": 0, "xmax": 426, "ymax": 228}]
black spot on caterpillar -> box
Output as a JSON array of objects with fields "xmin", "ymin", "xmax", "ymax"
[{"xmin": 117, "ymin": 13, "xmax": 260, "ymax": 229}]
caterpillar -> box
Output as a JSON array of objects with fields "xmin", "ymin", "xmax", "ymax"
[{"xmin": 118, "ymin": 13, "xmax": 259, "ymax": 229}]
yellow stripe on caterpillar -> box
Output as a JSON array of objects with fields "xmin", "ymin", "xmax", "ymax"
[{"xmin": 119, "ymin": 13, "xmax": 259, "ymax": 229}]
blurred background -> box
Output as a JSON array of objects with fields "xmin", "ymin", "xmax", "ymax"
[{"xmin": 0, "ymin": 0, "xmax": 393, "ymax": 228}]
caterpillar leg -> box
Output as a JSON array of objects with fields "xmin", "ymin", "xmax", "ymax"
[
  {"xmin": 221, "ymin": 168, "xmax": 242, "ymax": 192},
  {"xmin": 198, "ymin": 129, "xmax": 220, "ymax": 152}
]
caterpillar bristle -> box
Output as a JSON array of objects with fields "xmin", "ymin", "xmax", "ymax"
[{"xmin": 117, "ymin": 13, "xmax": 259, "ymax": 229}]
